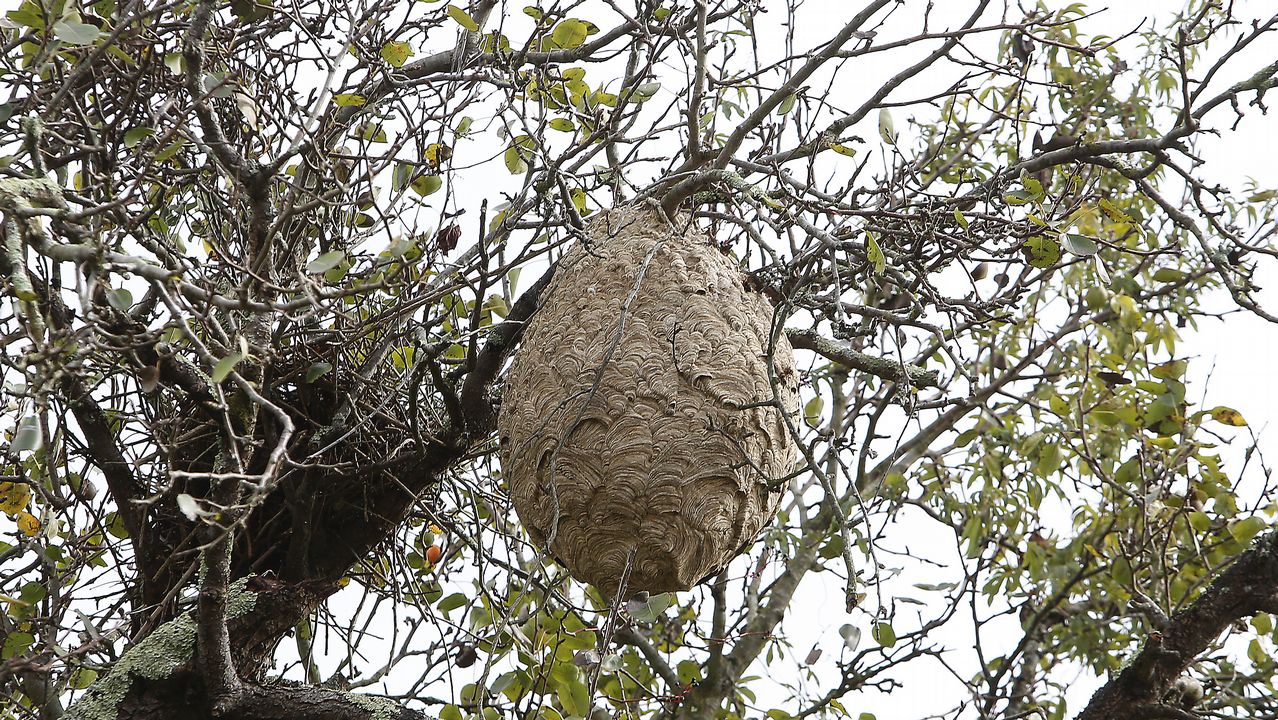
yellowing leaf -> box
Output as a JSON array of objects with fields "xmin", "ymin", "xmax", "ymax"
[
  {"xmin": 1098, "ymin": 197, "xmax": 1132, "ymax": 223},
  {"xmin": 16, "ymin": 511, "xmax": 39, "ymax": 537},
  {"xmin": 829, "ymin": 142, "xmax": 856, "ymax": 157},
  {"xmin": 866, "ymin": 232, "xmax": 885, "ymax": 274},
  {"xmin": 0, "ymin": 482, "xmax": 30, "ymax": 515},
  {"xmin": 333, "ymin": 93, "xmax": 366, "ymax": 107},
  {"xmin": 552, "ymin": 18, "xmax": 589, "ymax": 48},
  {"xmin": 1210, "ymin": 406, "xmax": 1247, "ymax": 426},
  {"xmin": 569, "ymin": 187, "xmax": 588, "ymax": 214},
  {"xmin": 380, "ymin": 41, "xmax": 412, "ymax": 67},
  {"xmin": 425, "ymin": 142, "xmax": 452, "ymax": 167},
  {"xmin": 446, "ymin": 4, "xmax": 480, "ymax": 32}
]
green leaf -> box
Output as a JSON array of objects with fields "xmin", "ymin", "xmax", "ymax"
[
  {"xmin": 954, "ymin": 209, "xmax": 969, "ymax": 229},
  {"xmin": 106, "ymin": 288, "xmax": 133, "ymax": 313},
  {"xmin": 437, "ymin": 590, "xmax": 467, "ymax": 613},
  {"xmin": 804, "ymin": 395, "xmax": 824, "ymax": 428},
  {"xmin": 305, "ymin": 362, "xmax": 332, "ymax": 383},
  {"xmin": 211, "ymin": 353, "xmax": 245, "ymax": 383},
  {"xmin": 124, "ymin": 127, "xmax": 153, "ymax": 148},
  {"xmin": 1229, "ymin": 516, "xmax": 1266, "ymax": 544},
  {"xmin": 866, "ymin": 232, "xmax": 885, "ymax": 274},
  {"xmin": 1188, "ymin": 511, "xmax": 1211, "ymax": 533},
  {"xmin": 53, "ymin": 17, "xmax": 101, "ymax": 45},
  {"xmin": 106, "ymin": 511, "xmax": 129, "ymax": 539},
  {"xmin": 632, "ymin": 81, "xmax": 661, "ymax": 101},
  {"xmin": 629, "ymin": 592, "xmax": 673, "ymax": 623},
  {"xmin": 1003, "ymin": 189, "xmax": 1037, "ymax": 206},
  {"xmin": 569, "ymin": 188, "xmax": 589, "ymax": 215},
  {"xmin": 1021, "ymin": 236, "xmax": 1061, "ymax": 269},
  {"xmin": 69, "ymin": 667, "xmax": 99, "ymax": 689},
  {"xmin": 1062, "ymin": 233, "xmax": 1098, "ymax": 256},
  {"xmin": 6, "ymin": 5, "xmax": 45, "ymax": 30},
  {"xmin": 504, "ymin": 135, "xmax": 535, "ymax": 174},
  {"xmin": 871, "ymin": 622, "xmax": 897, "ymax": 648},
  {"xmin": 1253, "ymin": 613, "xmax": 1274, "ymax": 635},
  {"xmin": 504, "ymin": 145, "xmax": 528, "ymax": 174},
  {"xmin": 154, "ymin": 139, "xmax": 186, "ymax": 163},
  {"xmin": 552, "ymin": 18, "xmax": 589, "ymax": 48},
  {"xmin": 1150, "ymin": 360, "xmax": 1187, "ymax": 380},
  {"xmin": 380, "ymin": 41, "xmax": 413, "ymax": 67},
  {"xmin": 392, "ymin": 162, "xmax": 414, "ymax": 192},
  {"xmin": 307, "ymin": 250, "xmax": 346, "ymax": 274},
  {"xmin": 411, "ymin": 175, "xmax": 442, "ymax": 197},
  {"xmin": 12, "ymin": 416, "xmax": 41, "ymax": 452},
  {"xmin": 333, "ymin": 93, "xmax": 366, "ymax": 107},
  {"xmin": 437, "ymin": 592, "xmax": 468, "ymax": 614},
  {"xmin": 446, "ymin": 4, "xmax": 480, "ymax": 31},
  {"xmin": 777, "ymin": 93, "xmax": 797, "ymax": 115},
  {"xmin": 549, "ymin": 118, "xmax": 575, "ymax": 132},
  {"xmin": 2, "ymin": 631, "xmax": 34, "ymax": 659},
  {"xmin": 1152, "ymin": 268, "xmax": 1187, "ymax": 283}
]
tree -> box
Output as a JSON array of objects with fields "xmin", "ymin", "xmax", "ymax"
[{"xmin": 1, "ymin": 0, "xmax": 1276, "ymax": 718}]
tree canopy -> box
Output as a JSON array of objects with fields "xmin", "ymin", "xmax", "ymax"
[{"xmin": 1, "ymin": 1, "xmax": 1277, "ymax": 719}]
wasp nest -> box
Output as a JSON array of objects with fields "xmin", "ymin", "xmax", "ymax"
[{"xmin": 498, "ymin": 204, "xmax": 799, "ymax": 596}]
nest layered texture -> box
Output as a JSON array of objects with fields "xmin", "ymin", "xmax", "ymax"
[{"xmin": 499, "ymin": 205, "xmax": 799, "ymax": 596}]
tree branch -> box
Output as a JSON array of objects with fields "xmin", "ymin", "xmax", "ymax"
[
  {"xmin": 787, "ymin": 328, "xmax": 940, "ymax": 389},
  {"xmin": 1077, "ymin": 530, "xmax": 1278, "ymax": 720}
]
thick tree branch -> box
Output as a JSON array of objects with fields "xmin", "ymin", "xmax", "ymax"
[{"xmin": 1077, "ymin": 530, "xmax": 1278, "ymax": 720}]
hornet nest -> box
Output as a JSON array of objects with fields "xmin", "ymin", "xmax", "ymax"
[{"xmin": 498, "ymin": 204, "xmax": 799, "ymax": 596}]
